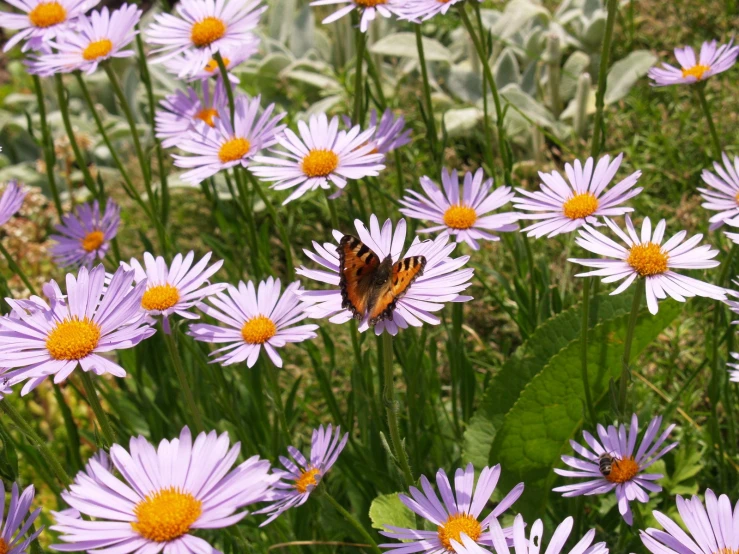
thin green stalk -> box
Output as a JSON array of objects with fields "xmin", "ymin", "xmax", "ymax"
[
  {"xmin": 53, "ymin": 74, "xmax": 97, "ymax": 195},
  {"xmin": 0, "ymin": 241, "xmax": 36, "ymax": 294},
  {"xmin": 381, "ymin": 332, "xmax": 414, "ymax": 487},
  {"xmin": 473, "ymin": 3, "xmax": 497, "ymax": 174},
  {"xmin": 266, "ymin": 363, "xmax": 291, "ymax": 446},
  {"xmin": 353, "ymin": 28, "xmax": 366, "ymax": 125},
  {"xmin": 324, "ymin": 492, "xmax": 382, "ymax": 554},
  {"xmin": 580, "ymin": 278, "xmax": 597, "ymax": 425},
  {"xmin": 363, "ymin": 47, "xmax": 387, "ymax": 108},
  {"xmin": 32, "ymin": 75, "xmax": 63, "ymax": 219},
  {"xmin": 162, "ymin": 327, "xmax": 205, "ymax": 433},
  {"xmin": 250, "ymin": 174, "xmax": 295, "ymax": 277},
  {"xmin": 214, "ymin": 52, "xmax": 236, "ymax": 123},
  {"xmin": 523, "ymin": 235, "xmax": 537, "ymax": 327},
  {"xmin": 79, "ymin": 370, "xmax": 117, "ymax": 447},
  {"xmin": 0, "ymin": 400, "xmax": 71, "ymax": 486},
  {"xmin": 234, "ymin": 168, "xmax": 263, "ymax": 278},
  {"xmin": 590, "ymin": 0, "xmax": 618, "ymax": 158},
  {"xmin": 618, "ymin": 279, "xmax": 644, "ymax": 417},
  {"xmin": 696, "ymin": 84, "xmax": 722, "ymax": 160},
  {"xmin": 325, "ymin": 189, "xmax": 340, "ymax": 229},
  {"xmin": 413, "ymin": 25, "xmax": 438, "ymax": 159}
]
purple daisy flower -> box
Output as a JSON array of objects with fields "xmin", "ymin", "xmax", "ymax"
[
  {"xmin": 257, "ymin": 424, "xmax": 348, "ymax": 526},
  {"xmin": 173, "ymin": 94, "xmax": 286, "ymax": 185},
  {"xmin": 698, "ymin": 153, "xmax": 739, "ymax": 230},
  {"xmin": 155, "ymin": 79, "xmax": 227, "ymax": 149},
  {"xmin": 166, "ymin": 39, "xmax": 259, "ymax": 83},
  {"xmin": 0, "ymin": 482, "xmax": 43, "ymax": 553},
  {"xmin": 296, "ymin": 214, "xmax": 474, "ymax": 335},
  {"xmin": 251, "ymin": 113, "xmax": 385, "ymax": 204},
  {"xmin": 553, "ymin": 414, "xmax": 678, "ymax": 526},
  {"xmin": 640, "ymin": 489, "xmax": 738, "ymax": 554},
  {"xmin": 569, "ymin": 216, "xmax": 727, "ymax": 314},
  {"xmin": 399, "ymin": 0, "xmax": 465, "ymax": 21},
  {"xmin": 123, "ymin": 251, "xmax": 226, "ymax": 333},
  {"xmin": 0, "ymin": 264, "xmax": 154, "ymax": 395},
  {"xmin": 0, "ymin": 181, "xmax": 26, "ymax": 226},
  {"xmin": 26, "ymin": 4, "xmax": 140, "ymax": 76},
  {"xmin": 51, "ymin": 426, "xmax": 276, "ymax": 552},
  {"xmin": 450, "ymin": 514, "xmax": 608, "ymax": 554},
  {"xmin": 399, "ymin": 168, "xmax": 519, "ymax": 250},
  {"xmin": 1, "ymin": 0, "xmax": 98, "ymax": 52},
  {"xmin": 50, "ymin": 199, "xmax": 120, "ymax": 269},
  {"xmin": 513, "ymin": 154, "xmax": 642, "ymax": 239},
  {"xmin": 188, "ymin": 277, "xmax": 319, "ymax": 368},
  {"xmin": 370, "ymin": 108, "xmax": 411, "ymax": 155},
  {"xmin": 380, "ymin": 463, "xmax": 524, "ymax": 553},
  {"xmin": 648, "ymin": 40, "xmax": 739, "ymax": 86},
  {"xmin": 309, "ymin": 0, "xmax": 406, "ymax": 32}
]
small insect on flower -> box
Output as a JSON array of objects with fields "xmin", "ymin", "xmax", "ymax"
[
  {"xmin": 648, "ymin": 39, "xmax": 739, "ymax": 86},
  {"xmin": 50, "ymin": 199, "xmax": 120, "ymax": 269},
  {"xmin": 597, "ymin": 452, "xmax": 614, "ymax": 476},
  {"xmin": 0, "ymin": 180, "xmax": 26, "ymax": 226}
]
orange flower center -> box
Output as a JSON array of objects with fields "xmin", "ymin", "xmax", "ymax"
[
  {"xmin": 443, "ymin": 204, "xmax": 477, "ymax": 229},
  {"xmin": 354, "ymin": 0, "xmax": 387, "ymax": 5},
  {"xmin": 141, "ymin": 284, "xmax": 180, "ymax": 311},
  {"xmin": 204, "ymin": 56, "xmax": 230, "ymax": 73},
  {"xmin": 681, "ymin": 64, "xmax": 711, "ymax": 80},
  {"xmin": 195, "ymin": 107, "xmax": 219, "ymax": 127},
  {"xmin": 218, "ymin": 137, "xmax": 251, "ymax": 163},
  {"xmin": 563, "ymin": 192, "xmax": 599, "ymax": 220},
  {"xmin": 131, "ymin": 487, "xmax": 202, "ymax": 542},
  {"xmin": 81, "ymin": 230, "xmax": 105, "ymax": 252},
  {"xmin": 0, "ymin": 538, "xmax": 8, "ymax": 554},
  {"xmin": 627, "ymin": 242, "xmax": 669, "ymax": 277},
  {"xmin": 190, "ymin": 16, "xmax": 226, "ymax": 48},
  {"xmin": 605, "ymin": 456, "xmax": 640, "ymax": 484},
  {"xmin": 46, "ymin": 317, "xmax": 101, "ymax": 360},
  {"xmin": 82, "ymin": 38, "xmax": 113, "ymax": 61},
  {"xmin": 437, "ymin": 513, "xmax": 482, "ymax": 551},
  {"xmin": 29, "ymin": 1, "xmax": 66, "ymax": 27},
  {"xmin": 301, "ymin": 149, "xmax": 339, "ymax": 178},
  {"xmin": 241, "ymin": 315, "xmax": 277, "ymax": 344},
  {"xmin": 294, "ymin": 467, "xmax": 321, "ymax": 493}
]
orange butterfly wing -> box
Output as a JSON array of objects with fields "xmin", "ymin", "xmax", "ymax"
[
  {"xmin": 338, "ymin": 235, "xmax": 381, "ymax": 320},
  {"xmin": 367, "ymin": 256, "xmax": 426, "ymax": 325}
]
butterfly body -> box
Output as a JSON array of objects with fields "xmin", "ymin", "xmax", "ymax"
[{"xmin": 338, "ymin": 235, "xmax": 426, "ymax": 325}]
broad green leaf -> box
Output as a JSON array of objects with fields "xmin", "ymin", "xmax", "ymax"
[
  {"xmin": 370, "ymin": 33, "xmax": 452, "ymax": 62},
  {"xmin": 369, "ymin": 493, "xmax": 415, "ymax": 532},
  {"xmin": 559, "ymin": 51, "xmax": 590, "ymax": 101},
  {"xmin": 490, "ymin": 297, "xmax": 682, "ymax": 518},
  {"xmin": 443, "ymin": 107, "xmax": 483, "ymax": 137},
  {"xmin": 605, "ymin": 50, "xmax": 657, "ymax": 105},
  {"xmin": 494, "ymin": 48, "xmax": 521, "ymax": 89}
]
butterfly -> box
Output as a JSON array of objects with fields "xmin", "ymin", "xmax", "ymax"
[{"xmin": 337, "ymin": 235, "xmax": 426, "ymax": 325}]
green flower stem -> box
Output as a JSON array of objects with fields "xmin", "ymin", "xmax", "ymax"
[
  {"xmin": 235, "ymin": 169, "xmax": 263, "ymax": 278},
  {"xmin": 32, "ymin": 75, "xmax": 63, "ymax": 219},
  {"xmin": 324, "ymin": 189, "xmax": 340, "ymax": 230},
  {"xmin": 250, "ymin": 174, "xmax": 295, "ymax": 277},
  {"xmin": 381, "ymin": 332, "xmax": 414, "ymax": 487},
  {"xmin": 414, "ymin": 25, "xmax": 439, "ymax": 159},
  {"xmin": 580, "ymin": 278, "xmax": 597, "ymax": 426},
  {"xmin": 589, "ymin": 0, "xmax": 618, "ymax": 158},
  {"xmin": 353, "ymin": 27, "xmax": 366, "ymax": 125},
  {"xmin": 79, "ymin": 370, "xmax": 117, "ymax": 447},
  {"xmin": 53, "ymin": 74, "xmax": 98, "ymax": 196},
  {"xmin": 473, "ymin": 3, "xmax": 497, "ymax": 174},
  {"xmin": 162, "ymin": 326, "xmax": 205, "ymax": 433},
  {"xmin": 363, "ymin": 47, "xmax": 386, "ymax": 107},
  {"xmin": 214, "ymin": 52, "xmax": 235, "ymax": 122},
  {"xmin": 618, "ymin": 279, "xmax": 644, "ymax": 417},
  {"xmin": 696, "ymin": 84, "xmax": 722, "ymax": 160},
  {"xmin": 0, "ymin": 241, "xmax": 37, "ymax": 294},
  {"xmin": 0, "ymin": 400, "xmax": 71, "ymax": 487},
  {"xmin": 266, "ymin": 363, "xmax": 291, "ymax": 447},
  {"xmin": 523, "ymin": 234, "xmax": 537, "ymax": 328},
  {"xmin": 324, "ymin": 492, "xmax": 382, "ymax": 554}
]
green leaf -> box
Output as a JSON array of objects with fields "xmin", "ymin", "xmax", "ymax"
[
  {"xmin": 489, "ymin": 296, "xmax": 682, "ymax": 518},
  {"xmin": 605, "ymin": 50, "xmax": 657, "ymax": 105},
  {"xmin": 369, "ymin": 493, "xmax": 415, "ymax": 532},
  {"xmin": 370, "ymin": 33, "xmax": 452, "ymax": 62}
]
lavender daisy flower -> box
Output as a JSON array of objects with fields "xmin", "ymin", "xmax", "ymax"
[
  {"xmin": 27, "ymin": 4, "xmax": 140, "ymax": 76},
  {"xmin": 258, "ymin": 424, "xmax": 348, "ymax": 525},
  {"xmin": 51, "ymin": 426, "xmax": 276, "ymax": 552},
  {"xmin": 727, "ymin": 353, "xmax": 739, "ymax": 382},
  {"xmin": 188, "ymin": 277, "xmax": 318, "ymax": 368},
  {"xmin": 648, "ymin": 40, "xmax": 739, "ymax": 86},
  {"xmin": 399, "ymin": 0, "xmax": 465, "ymax": 21},
  {"xmin": 640, "ymin": 489, "xmax": 738, "ymax": 554},
  {"xmin": 553, "ymin": 414, "xmax": 678, "ymax": 526},
  {"xmin": 173, "ymin": 94, "xmax": 286, "ymax": 185},
  {"xmin": 0, "ymin": 181, "xmax": 26, "ymax": 226},
  {"xmin": 451, "ymin": 515, "xmax": 608, "ymax": 554},
  {"xmin": 124, "ymin": 251, "xmax": 226, "ymax": 333},
  {"xmin": 1, "ymin": 0, "xmax": 98, "ymax": 52},
  {"xmin": 145, "ymin": 0, "xmax": 265, "ymax": 70},
  {"xmin": 296, "ymin": 215, "xmax": 474, "ymax": 335},
  {"xmin": 166, "ymin": 39, "xmax": 259, "ymax": 82},
  {"xmin": 513, "ymin": 154, "xmax": 642, "ymax": 239},
  {"xmin": 342, "ymin": 109, "xmax": 411, "ymax": 156},
  {"xmin": 50, "ymin": 199, "xmax": 120, "ymax": 269},
  {"xmin": 0, "ymin": 482, "xmax": 43, "ymax": 553},
  {"xmin": 380, "ymin": 463, "xmax": 524, "ymax": 553},
  {"xmin": 569, "ymin": 216, "xmax": 727, "ymax": 314},
  {"xmin": 0, "ymin": 264, "xmax": 153, "ymax": 395},
  {"xmin": 155, "ymin": 79, "xmax": 227, "ymax": 149},
  {"xmin": 698, "ymin": 153, "xmax": 739, "ymax": 230},
  {"xmin": 399, "ymin": 168, "xmax": 519, "ymax": 250},
  {"xmin": 251, "ymin": 113, "xmax": 385, "ymax": 204},
  {"xmin": 310, "ymin": 0, "xmax": 406, "ymax": 32}
]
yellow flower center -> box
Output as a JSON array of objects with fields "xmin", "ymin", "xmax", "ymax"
[
  {"xmin": 604, "ymin": 456, "xmax": 640, "ymax": 484},
  {"xmin": 82, "ymin": 38, "xmax": 113, "ymax": 61},
  {"xmin": 354, "ymin": 0, "xmax": 387, "ymax": 5},
  {"xmin": 131, "ymin": 487, "xmax": 202, "ymax": 542},
  {"xmin": 190, "ymin": 16, "xmax": 227, "ymax": 48},
  {"xmin": 141, "ymin": 284, "xmax": 180, "ymax": 311},
  {"xmin": 301, "ymin": 149, "xmax": 339, "ymax": 178},
  {"xmin": 681, "ymin": 64, "xmax": 711, "ymax": 80},
  {"xmin": 563, "ymin": 192, "xmax": 599, "ymax": 220},
  {"xmin": 204, "ymin": 56, "xmax": 230, "ymax": 73},
  {"xmin": 241, "ymin": 315, "xmax": 277, "ymax": 344},
  {"xmin": 716, "ymin": 549, "xmax": 739, "ymax": 554},
  {"xmin": 29, "ymin": 1, "xmax": 66, "ymax": 28},
  {"xmin": 437, "ymin": 513, "xmax": 482, "ymax": 551},
  {"xmin": 0, "ymin": 538, "xmax": 8, "ymax": 554},
  {"xmin": 218, "ymin": 137, "xmax": 251, "ymax": 163},
  {"xmin": 46, "ymin": 317, "xmax": 101, "ymax": 360},
  {"xmin": 443, "ymin": 204, "xmax": 477, "ymax": 230},
  {"xmin": 294, "ymin": 467, "xmax": 321, "ymax": 494},
  {"xmin": 81, "ymin": 230, "xmax": 105, "ymax": 252},
  {"xmin": 195, "ymin": 107, "xmax": 219, "ymax": 127},
  {"xmin": 627, "ymin": 242, "xmax": 669, "ymax": 277}
]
